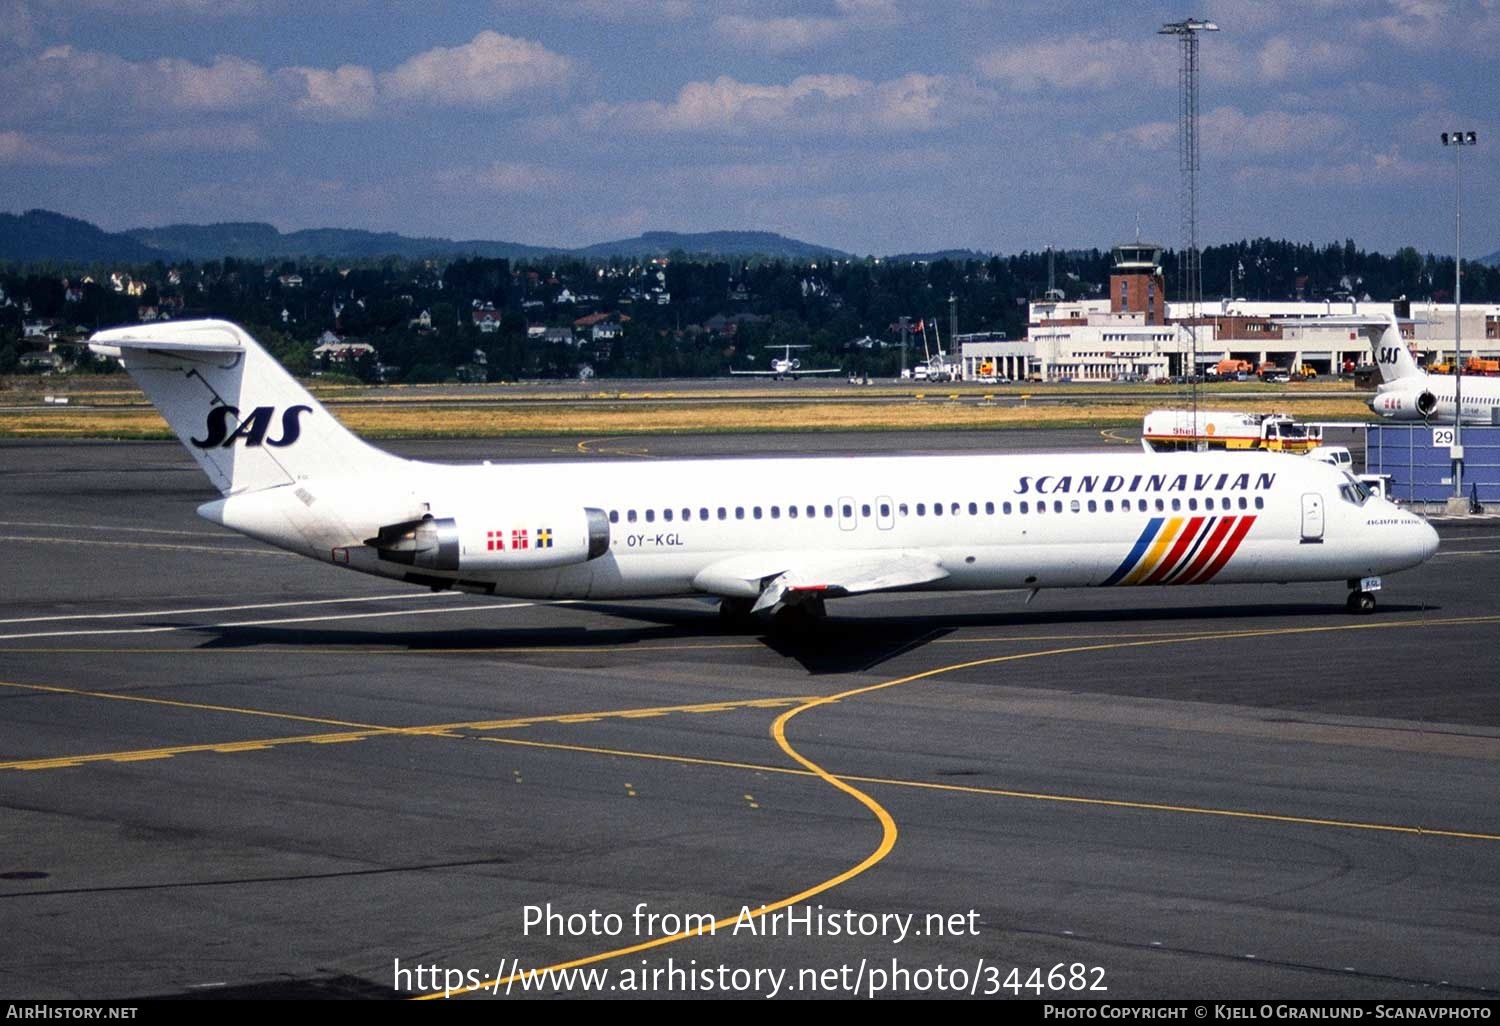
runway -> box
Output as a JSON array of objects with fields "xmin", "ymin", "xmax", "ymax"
[{"xmin": 1, "ymin": 434, "xmax": 1497, "ymax": 1001}]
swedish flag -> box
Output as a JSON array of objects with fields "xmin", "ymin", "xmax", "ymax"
[{"xmin": 537, "ymin": 527, "xmax": 554, "ymax": 548}]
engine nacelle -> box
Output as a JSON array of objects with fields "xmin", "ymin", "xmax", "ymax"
[
  {"xmin": 1371, "ymin": 389, "xmax": 1439, "ymax": 420},
  {"xmin": 367, "ymin": 507, "xmax": 609, "ymax": 571}
]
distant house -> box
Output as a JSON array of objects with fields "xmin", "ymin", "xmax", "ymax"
[
  {"xmin": 573, "ymin": 311, "xmax": 629, "ymax": 341},
  {"xmin": 312, "ymin": 338, "xmax": 378, "ymax": 369},
  {"xmin": 136, "ymin": 305, "xmax": 160, "ymax": 321},
  {"xmin": 542, "ymin": 327, "xmax": 575, "ymax": 346},
  {"xmin": 409, "ymin": 308, "xmax": 433, "ymax": 332},
  {"xmin": 19, "ymin": 349, "xmax": 63, "ymax": 372},
  {"xmin": 472, "ymin": 302, "xmax": 502, "ymax": 334},
  {"xmin": 278, "ymin": 274, "xmax": 303, "ymax": 288}
]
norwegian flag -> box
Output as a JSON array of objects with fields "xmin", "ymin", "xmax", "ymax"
[
  {"xmin": 486, "ymin": 530, "xmax": 505, "ymax": 552},
  {"xmin": 511, "ymin": 528, "xmax": 529, "ymax": 550}
]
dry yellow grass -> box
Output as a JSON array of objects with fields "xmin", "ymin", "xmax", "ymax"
[{"xmin": 0, "ymin": 396, "xmax": 1377, "ymax": 439}]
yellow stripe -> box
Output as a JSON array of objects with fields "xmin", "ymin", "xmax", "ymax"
[
  {"xmin": 1122, "ymin": 516, "xmax": 1183, "ymax": 585},
  {"xmin": 0, "ymin": 694, "xmax": 820, "ymax": 772}
]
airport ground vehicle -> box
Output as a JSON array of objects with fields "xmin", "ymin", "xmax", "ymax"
[{"xmin": 1141, "ymin": 410, "xmax": 1323, "ymax": 454}]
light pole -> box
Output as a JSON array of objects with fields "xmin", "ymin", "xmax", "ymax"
[{"xmin": 1441, "ymin": 130, "xmax": 1476, "ymax": 506}]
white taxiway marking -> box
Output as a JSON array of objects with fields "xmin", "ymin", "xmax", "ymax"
[
  {"xmin": 0, "ymin": 591, "xmax": 458, "ymax": 626},
  {"xmin": 0, "ymin": 534, "xmax": 288, "ymax": 557},
  {"xmin": 0, "ymin": 520, "xmax": 227, "ymax": 538},
  {"xmin": 0, "ymin": 601, "xmax": 547, "ymax": 641}
]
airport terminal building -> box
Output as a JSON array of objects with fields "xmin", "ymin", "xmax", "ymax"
[{"xmin": 959, "ymin": 242, "xmax": 1500, "ymax": 382}]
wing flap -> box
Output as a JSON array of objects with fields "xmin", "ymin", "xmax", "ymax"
[{"xmin": 693, "ymin": 550, "xmax": 948, "ymax": 613}]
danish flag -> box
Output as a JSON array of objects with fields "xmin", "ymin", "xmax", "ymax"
[{"xmin": 486, "ymin": 530, "xmax": 504, "ymax": 551}]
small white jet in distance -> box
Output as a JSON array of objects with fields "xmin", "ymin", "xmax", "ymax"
[
  {"xmin": 729, "ymin": 343, "xmax": 841, "ymax": 380},
  {"xmin": 89, "ymin": 319, "xmax": 1437, "ymax": 622},
  {"xmin": 1365, "ymin": 314, "xmax": 1500, "ymax": 424}
]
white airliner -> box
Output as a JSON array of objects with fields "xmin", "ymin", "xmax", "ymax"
[
  {"xmin": 90, "ymin": 320, "xmax": 1438, "ymax": 620},
  {"xmin": 729, "ymin": 343, "xmax": 841, "ymax": 380},
  {"xmin": 1366, "ymin": 314, "xmax": 1500, "ymax": 424}
]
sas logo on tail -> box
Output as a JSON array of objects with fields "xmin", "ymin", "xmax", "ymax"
[{"xmin": 191, "ymin": 405, "xmax": 311, "ymax": 449}]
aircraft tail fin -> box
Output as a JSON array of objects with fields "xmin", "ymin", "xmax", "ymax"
[
  {"xmin": 90, "ymin": 319, "xmax": 404, "ymax": 496},
  {"xmin": 1367, "ymin": 314, "xmax": 1423, "ymax": 383}
]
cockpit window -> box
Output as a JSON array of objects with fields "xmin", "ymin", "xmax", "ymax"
[{"xmin": 1338, "ymin": 473, "xmax": 1371, "ymax": 506}]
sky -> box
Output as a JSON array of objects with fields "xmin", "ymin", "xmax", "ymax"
[{"xmin": 1, "ymin": 0, "xmax": 1497, "ymax": 259}]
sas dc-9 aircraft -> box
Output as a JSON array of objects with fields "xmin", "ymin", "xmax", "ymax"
[
  {"xmin": 90, "ymin": 320, "xmax": 1438, "ymax": 622},
  {"xmin": 1365, "ymin": 313, "xmax": 1500, "ymax": 424}
]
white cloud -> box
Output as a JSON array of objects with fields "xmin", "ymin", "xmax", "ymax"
[
  {"xmin": 131, "ymin": 123, "xmax": 266, "ymax": 152},
  {"xmin": 0, "ymin": 130, "xmax": 102, "ymax": 166},
  {"xmin": 3, "ymin": 46, "xmax": 276, "ymax": 119},
  {"xmin": 284, "ymin": 65, "xmax": 378, "ymax": 120},
  {"xmin": 976, "ymin": 35, "xmax": 1173, "ymax": 92},
  {"xmin": 714, "ymin": 15, "xmax": 846, "ymax": 53},
  {"xmin": 1256, "ymin": 36, "xmax": 1358, "ymax": 82},
  {"xmin": 1202, "ymin": 105, "xmax": 1351, "ymax": 156},
  {"xmin": 713, "ymin": 1, "xmax": 901, "ymax": 53},
  {"xmin": 578, "ymin": 72, "xmax": 959, "ymax": 136},
  {"xmin": 380, "ymin": 31, "xmax": 573, "ymax": 108},
  {"xmin": 434, "ymin": 161, "xmax": 571, "ymax": 194}
]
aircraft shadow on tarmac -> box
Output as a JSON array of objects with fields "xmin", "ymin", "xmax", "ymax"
[{"xmin": 179, "ymin": 597, "xmax": 1436, "ymax": 677}]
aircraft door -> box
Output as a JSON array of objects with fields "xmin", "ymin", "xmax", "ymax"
[
  {"xmin": 1301, "ymin": 492, "xmax": 1325, "ymax": 543},
  {"xmin": 838, "ymin": 495, "xmax": 857, "ymax": 531},
  {"xmin": 876, "ymin": 495, "xmax": 894, "ymax": 531}
]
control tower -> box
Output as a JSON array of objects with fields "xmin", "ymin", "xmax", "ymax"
[{"xmin": 1110, "ymin": 242, "xmax": 1166, "ymax": 325}]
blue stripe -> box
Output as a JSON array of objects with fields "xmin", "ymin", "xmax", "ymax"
[{"xmin": 1100, "ymin": 517, "xmax": 1163, "ymax": 587}]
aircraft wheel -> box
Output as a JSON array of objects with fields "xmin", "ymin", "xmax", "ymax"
[{"xmin": 1346, "ymin": 591, "xmax": 1376, "ymax": 615}]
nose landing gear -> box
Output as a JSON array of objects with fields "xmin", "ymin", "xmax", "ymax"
[{"xmin": 1346, "ymin": 577, "xmax": 1380, "ymax": 614}]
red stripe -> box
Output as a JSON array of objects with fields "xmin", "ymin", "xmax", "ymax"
[
  {"xmin": 1141, "ymin": 516, "xmax": 1205, "ymax": 585},
  {"xmin": 1169, "ymin": 516, "xmax": 1236, "ymax": 585},
  {"xmin": 1185, "ymin": 516, "xmax": 1256, "ymax": 584}
]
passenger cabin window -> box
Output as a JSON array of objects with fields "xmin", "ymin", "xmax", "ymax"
[
  {"xmin": 771, "ymin": 506, "xmax": 780, "ymax": 519},
  {"xmin": 735, "ymin": 507, "xmax": 745, "ymax": 520},
  {"xmin": 985, "ymin": 501, "xmax": 995, "ymax": 515},
  {"xmin": 916, "ymin": 503, "xmax": 926, "ymax": 515},
  {"xmin": 879, "ymin": 503, "xmax": 890, "ymax": 518},
  {"xmin": 807, "ymin": 505, "xmax": 817, "ymax": 518},
  {"xmin": 841, "ymin": 503, "xmax": 853, "ymax": 518},
  {"xmin": 788, "ymin": 505, "xmax": 798, "ymax": 518},
  {"xmin": 933, "ymin": 503, "xmax": 944, "ymax": 517},
  {"xmin": 700, "ymin": 508, "xmax": 709, "ymax": 520},
  {"xmin": 1019, "ymin": 501, "xmax": 1028, "ymax": 514},
  {"xmin": 646, "ymin": 509, "xmax": 655, "ymax": 523},
  {"xmin": 753, "ymin": 506, "xmax": 763, "ymax": 520},
  {"xmin": 899, "ymin": 503, "xmax": 909, "ymax": 516},
  {"xmin": 969, "ymin": 502, "xmax": 978, "ymax": 515},
  {"xmin": 718, "ymin": 507, "xmax": 727, "ymax": 520},
  {"xmin": 628, "ymin": 510, "xmax": 638, "ymax": 523},
  {"xmin": 823, "ymin": 505, "xmax": 834, "ymax": 518},
  {"xmin": 861, "ymin": 503, "xmax": 871, "ymax": 517},
  {"xmin": 609, "ymin": 510, "xmax": 619, "ymax": 523},
  {"xmin": 663, "ymin": 508, "xmax": 673, "ymax": 521}
]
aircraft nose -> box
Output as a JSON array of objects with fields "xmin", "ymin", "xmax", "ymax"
[{"xmin": 1417, "ymin": 516, "xmax": 1440, "ymax": 562}]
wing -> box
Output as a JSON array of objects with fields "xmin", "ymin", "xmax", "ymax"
[
  {"xmin": 692, "ymin": 550, "xmax": 949, "ymax": 613},
  {"xmin": 728, "ymin": 369, "xmax": 779, "ymax": 376}
]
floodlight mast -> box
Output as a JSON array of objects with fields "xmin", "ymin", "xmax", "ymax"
[
  {"xmin": 1441, "ymin": 129, "xmax": 1476, "ymax": 505},
  {"xmin": 1159, "ymin": 18, "xmax": 1218, "ymax": 441}
]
